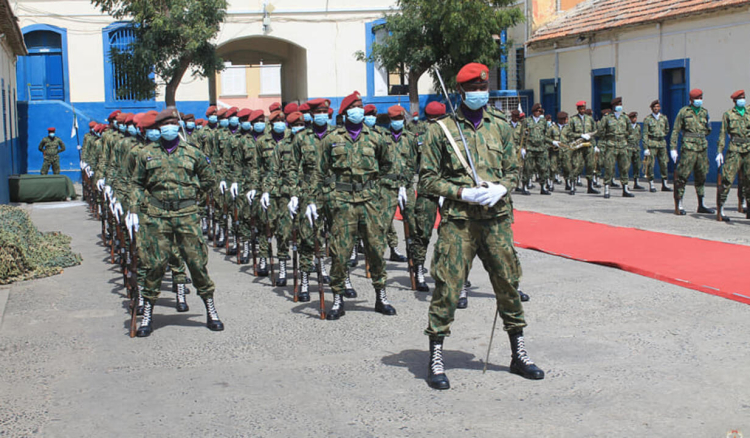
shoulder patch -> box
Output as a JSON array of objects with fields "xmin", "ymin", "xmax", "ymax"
[{"xmin": 206, "ymin": 157, "xmax": 211, "ymax": 164}]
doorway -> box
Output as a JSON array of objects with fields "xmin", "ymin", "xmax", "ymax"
[
  {"xmin": 19, "ymin": 29, "xmax": 66, "ymax": 101},
  {"xmin": 591, "ymin": 68, "xmax": 615, "ymax": 120},
  {"xmin": 659, "ymin": 59, "xmax": 690, "ymax": 179}
]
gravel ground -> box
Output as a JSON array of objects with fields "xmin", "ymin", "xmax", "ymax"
[{"xmin": 1, "ymin": 183, "xmax": 748, "ymax": 437}]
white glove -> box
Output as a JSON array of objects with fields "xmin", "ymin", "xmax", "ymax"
[
  {"xmin": 521, "ymin": 148, "xmax": 527, "ymax": 159},
  {"xmin": 398, "ymin": 187, "xmax": 408, "ymax": 210},
  {"xmin": 79, "ymin": 160, "xmax": 86, "ymax": 170},
  {"xmin": 670, "ymin": 150, "xmax": 679, "ymax": 163},
  {"xmin": 582, "ymin": 133, "xmax": 591, "ymax": 141},
  {"xmin": 219, "ymin": 180, "xmax": 227, "ymax": 195},
  {"xmin": 97, "ymin": 179, "xmax": 106, "ymax": 191},
  {"xmin": 246, "ymin": 189, "xmax": 256, "ymax": 205},
  {"xmin": 104, "ymin": 185, "xmax": 113, "ymax": 200},
  {"xmin": 125, "ymin": 212, "xmax": 139, "ymax": 239},
  {"xmin": 438, "ymin": 196, "xmax": 445, "ymax": 208},
  {"xmin": 460, "ymin": 187, "xmax": 482, "ymax": 204},
  {"xmin": 644, "ymin": 149, "xmax": 651, "ymax": 157},
  {"xmin": 594, "ymin": 146, "xmax": 600, "ymax": 153},
  {"xmin": 86, "ymin": 167, "xmax": 93, "ymax": 178},
  {"xmin": 552, "ymin": 141, "xmax": 560, "ymax": 148},
  {"xmin": 260, "ymin": 192, "xmax": 270, "ymax": 210},
  {"xmin": 715, "ymin": 153, "xmax": 724, "ymax": 167},
  {"xmin": 230, "ymin": 182, "xmax": 238, "ymax": 199},
  {"xmin": 305, "ymin": 203, "xmax": 319, "ymax": 228},
  {"xmin": 475, "ymin": 183, "xmax": 508, "ymax": 207},
  {"xmin": 112, "ymin": 202, "xmax": 123, "ymax": 223},
  {"xmin": 77, "ymin": 145, "xmax": 82, "ymax": 151},
  {"xmin": 288, "ymin": 196, "xmax": 299, "ymax": 217}
]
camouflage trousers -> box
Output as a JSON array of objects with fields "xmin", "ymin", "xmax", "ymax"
[
  {"xmin": 135, "ymin": 214, "xmax": 187, "ymax": 287},
  {"xmin": 629, "ymin": 148, "xmax": 641, "ymax": 180},
  {"xmin": 604, "ymin": 146, "xmax": 631, "ymax": 185},
  {"xmin": 675, "ymin": 149, "xmax": 709, "ymax": 199},
  {"xmin": 411, "ymin": 194, "xmax": 439, "ymax": 265},
  {"xmin": 140, "ymin": 212, "xmax": 215, "ymax": 300},
  {"xmin": 646, "ymin": 147, "xmax": 669, "ymax": 181},
  {"xmin": 719, "ymin": 150, "xmax": 750, "ymax": 205},
  {"xmin": 548, "ymin": 149, "xmax": 561, "ymax": 177},
  {"xmin": 523, "ymin": 150, "xmax": 549, "ymax": 185},
  {"xmin": 329, "ymin": 199, "xmax": 387, "ymax": 295},
  {"xmin": 425, "ymin": 216, "xmax": 526, "ymax": 338},
  {"xmin": 563, "ymin": 148, "xmax": 588, "ymax": 179},
  {"xmin": 383, "ymin": 187, "xmax": 416, "ymax": 250},
  {"xmin": 40, "ymin": 156, "xmax": 60, "ymax": 175},
  {"xmin": 259, "ymin": 195, "xmax": 292, "ymax": 261},
  {"xmin": 298, "ymin": 201, "xmax": 329, "ymax": 273},
  {"xmin": 212, "ymin": 190, "xmax": 229, "ymax": 225},
  {"xmin": 238, "ymin": 196, "xmax": 259, "ymax": 240}
]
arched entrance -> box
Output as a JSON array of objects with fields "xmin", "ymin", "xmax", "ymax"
[
  {"xmin": 212, "ymin": 35, "xmax": 307, "ymax": 108},
  {"xmin": 17, "ymin": 24, "xmax": 70, "ymax": 102}
]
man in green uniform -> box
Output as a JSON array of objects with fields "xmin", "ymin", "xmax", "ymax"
[
  {"xmin": 234, "ymin": 108, "xmax": 262, "ymax": 264},
  {"xmin": 547, "ymin": 111, "xmax": 570, "ymax": 186},
  {"xmin": 716, "ymin": 90, "xmax": 750, "ymax": 221},
  {"xmin": 599, "ymin": 97, "xmax": 634, "ymax": 198},
  {"xmin": 520, "ymin": 104, "xmax": 550, "ymax": 195},
  {"xmin": 642, "ymin": 100, "xmax": 672, "ymax": 193},
  {"xmin": 567, "ymin": 101, "xmax": 599, "ymax": 194},
  {"xmin": 420, "ymin": 63, "xmax": 543, "ymax": 390},
  {"xmin": 127, "ymin": 107, "xmax": 222, "ymax": 337},
  {"xmin": 670, "ymin": 88, "xmax": 715, "ymax": 215},
  {"xmin": 626, "ymin": 111, "xmax": 645, "ymax": 190},
  {"xmin": 39, "ymin": 128, "xmax": 66, "ymax": 175}
]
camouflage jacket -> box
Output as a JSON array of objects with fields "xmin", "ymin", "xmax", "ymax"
[
  {"xmin": 670, "ymin": 106, "xmax": 711, "ymax": 152},
  {"xmin": 523, "ymin": 116, "xmax": 548, "ymax": 150},
  {"xmin": 81, "ymin": 132, "xmax": 98, "ymax": 164},
  {"xmin": 110, "ymin": 135, "xmax": 139, "ymax": 198},
  {"xmin": 257, "ymin": 130, "xmax": 295, "ymax": 197},
  {"xmin": 568, "ymin": 113, "xmax": 598, "ymax": 144},
  {"xmin": 642, "ymin": 113, "xmax": 670, "ymax": 149},
  {"xmin": 599, "ymin": 113, "xmax": 631, "ymax": 149},
  {"xmin": 38, "ymin": 136, "xmax": 65, "ymax": 157},
  {"xmin": 294, "ymin": 125, "xmax": 333, "ymax": 207},
  {"xmin": 718, "ymin": 107, "xmax": 750, "ymax": 153},
  {"xmin": 627, "ymin": 123, "xmax": 642, "ymax": 151},
  {"xmin": 380, "ymin": 130, "xmax": 419, "ymax": 190},
  {"xmin": 546, "ymin": 123, "xmax": 572, "ymax": 148},
  {"xmin": 232, "ymin": 132, "xmax": 261, "ymax": 195},
  {"xmin": 420, "ymin": 106, "xmax": 517, "ymax": 220}
]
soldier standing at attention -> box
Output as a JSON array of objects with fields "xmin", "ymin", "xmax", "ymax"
[
  {"xmin": 716, "ymin": 90, "xmax": 750, "ymax": 221},
  {"xmin": 521, "ymin": 103, "xmax": 551, "ymax": 195},
  {"xmin": 600, "ymin": 97, "xmax": 634, "ymax": 198},
  {"xmin": 671, "ymin": 88, "xmax": 716, "ymax": 216},
  {"xmin": 39, "ymin": 128, "xmax": 66, "ymax": 175},
  {"xmin": 627, "ymin": 112, "xmax": 645, "ymax": 190},
  {"xmin": 642, "ymin": 100, "xmax": 672, "ymax": 193},
  {"xmin": 127, "ymin": 107, "xmax": 222, "ymax": 337},
  {"xmin": 547, "ymin": 112, "xmax": 569, "ymax": 187},
  {"xmin": 420, "ymin": 63, "xmax": 543, "ymax": 390}
]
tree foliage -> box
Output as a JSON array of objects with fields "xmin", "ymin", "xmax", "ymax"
[
  {"xmin": 92, "ymin": 0, "xmax": 228, "ymax": 106},
  {"xmin": 357, "ymin": 0, "xmax": 524, "ymax": 112}
]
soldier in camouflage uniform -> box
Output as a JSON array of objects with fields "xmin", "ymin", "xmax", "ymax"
[
  {"xmin": 566, "ymin": 101, "xmax": 600, "ymax": 194},
  {"xmin": 716, "ymin": 90, "xmax": 750, "ymax": 221},
  {"xmin": 305, "ymin": 91, "xmax": 395, "ymax": 320},
  {"xmin": 127, "ymin": 107, "xmax": 222, "ymax": 338},
  {"xmin": 420, "ymin": 63, "xmax": 543, "ymax": 390},
  {"xmin": 599, "ymin": 97, "xmax": 635, "ymax": 198},
  {"xmin": 521, "ymin": 103, "xmax": 551, "ymax": 195},
  {"xmin": 547, "ymin": 111, "xmax": 570, "ymax": 193},
  {"xmin": 406, "ymin": 111, "xmax": 428, "ymax": 138},
  {"xmin": 670, "ymin": 88, "xmax": 716, "ymax": 215},
  {"xmin": 626, "ymin": 112, "xmax": 645, "ymax": 190},
  {"xmin": 39, "ymin": 128, "xmax": 66, "ymax": 175},
  {"xmin": 642, "ymin": 100, "xmax": 673, "ymax": 193},
  {"xmin": 234, "ymin": 109, "xmax": 263, "ymax": 264},
  {"xmin": 509, "ymin": 110, "xmax": 527, "ymax": 193}
]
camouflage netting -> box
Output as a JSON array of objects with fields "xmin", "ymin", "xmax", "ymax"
[{"xmin": 0, "ymin": 205, "xmax": 82, "ymax": 284}]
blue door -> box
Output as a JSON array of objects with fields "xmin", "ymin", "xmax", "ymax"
[
  {"xmin": 661, "ymin": 66, "xmax": 687, "ymax": 179},
  {"xmin": 19, "ymin": 30, "xmax": 65, "ymax": 101},
  {"xmin": 26, "ymin": 55, "xmax": 46, "ymax": 100},
  {"xmin": 540, "ymin": 79, "xmax": 560, "ymax": 117},
  {"xmin": 592, "ymin": 69, "xmax": 615, "ymax": 120},
  {"xmin": 45, "ymin": 54, "xmax": 64, "ymax": 100}
]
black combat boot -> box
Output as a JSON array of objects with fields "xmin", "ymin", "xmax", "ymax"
[
  {"xmin": 326, "ymin": 294, "xmax": 345, "ymax": 320},
  {"xmin": 390, "ymin": 247, "xmax": 408, "ymax": 262},
  {"xmin": 240, "ymin": 241, "xmax": 250, "ymax": 264},
  {"xmin": 257, "ymin": 258, "xmax": 269, "ymax": 276},
  {"xmin": 318, "ymin": 258, "xmax": 330, "ymax": 284},
  {"xmin": 649, "ymin": 180, "xmax": 657, "ymax": 192},
  {"xmin": 136, "ymin": 298, "xmax": 155, "ymax": 337},
  {"xmin": 603, "ymin": 184, "xmax": 611, "ymax": 199},
  {"xmin": 202, "ymin": 296, "xmax": 224, "ymax": 331},
  {"xmin": 520, "ymin": 185, "xmax": 531, "ymax": 196},
  {"xmin": 587, "ymin": 178, "xmax": 600, "ymax": 194},
  {"xmin": 344, "ymin": 274, "xmax": 357, "ymax": 298},
  {"xmin": 675, "ymin": 197, "xmax": 687, "ymax": 215},
  {"xmin": 416, "ymin": 264, "xmax": 430, "ymax": 292},
  {"xmin": 298, "ymin": 272, "xmax": 311, "ymax": 302},
  {"xmin": 348, "ymin": 246, "xmax": 358, "ymax": 267},
  {"xmin": 697, "ymin": 196, "xmax": 715, "ymax": 214},
  {"xmin": 611, "ymin": 181, "xmax": 620, "ymax": 188},
  {"xmin": 375, "ymin": 289, "xmax": 397, "ymax": 315},
  {"xmin": 719, "ymin": 205, "xmax": 731, "ymax": 222},
  {"xmin": 427, "ymin": 337, "xmax": 450, "ymax": 390},
  {"xmin": 622, "ymin": 184, "xmax": 635, "ymax": 197},
  {"xmin": 540, "ymin": 185, "xmax": 551, "ymax": 195},
  {"xmin": 175, "ymin": 283, "xmax": 189, "ymax": 313},
  {"xmin": 357, "ymin": 240, "xmax": 365, "ymax": 254},
  {"xmin": 509, "ymin": 331, "xmax": 545, "ymax": 380},
  {"xmin": 564, "ymin": 179, "xmax": 571, "ymax": 192},
  {"xmin": 201, "ymin": 217, "xmax": 208, "ymax": 235},
  {"xmin": 276, "ymin": 260, "xmax": 287, "ymax": 287},
  {"xmin": 518, "ymin": 288, "xmax": 530, "ymax": 302},
  {"xmin": 661, "ymin": 180, "xmax": 673, "ymax": 192},
  {"xmin": 456, "ymin": 282, "xmax": 469, "ymax": 309},
  {"xmin": 227, "ymin": 241, "xmax": 238, "ymax": 256},
  {"xmin": 633, "ymin": 178, "xmax": 644, "ymax": 190},
  {"xmin": 216, "ymin": 227, "xmax": 226, "ymax": 247}
]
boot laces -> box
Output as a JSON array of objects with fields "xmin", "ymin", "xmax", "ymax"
[
  {"xmin": 205, "ymin": 298, "xmax": 219, "ymax": 320},
  {"xmin": 377, "ymin": 289, "xmax": 391, "ymax": 305},
  {"xmin": 514, "ymin": 336, "xmax": 535, "ymax": 365},
  {"xmin": 140, "ymin": 301, "xmax": 152, "ymax": 326},
  {"xmin": 331, "ymin": 294, "xmax": 342, "ymax": 311},
  {"xmin": 279, "ymin": 261, "xmax": 287, "ymax": 278},
  {"xmin": 176, "ymin": 284, "xmax": 187, "ymax": 302},
  {"xmin": 320, "ymin": 261, "xmax": 328, "ymax": 277},
  {"xmin": 430, "ymin": 342, "xmax": 445, "ymax": 375},
  {"xmin": 345, "ymin": 276, "xmax": 353, "ymax": 290},
  {"xmin": 459, "ymin": 284, "xmax": 468, "ymax": 299},
  {"xmin": 243, "ymin": 241, "xmax": 250, "ymax": 257},
  {"xmin": 301, "ymin": 272, "xmax": 309, "ymax": 292},
  {"xmin": 417, "ymin": 265, "xmax": 426, "ymax": 283},
  {"xmin": 350, "ymin": 246, "xmax": 357, "ymax": 259},
  {"xmin": 259, "ymin": 258, "xmax": 267, "ymax": 269}
]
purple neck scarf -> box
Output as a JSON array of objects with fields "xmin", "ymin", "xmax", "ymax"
[
  {"xmin": 462, "ymin": 105, "xmax": 484, "ymax": 129},
  {"xmin": 345, "ymin": 121, "xmax": 363, "ymax": 141},
  {"xmin": 391, "ymin": 130, "xmax": 402, "ymax": 142},
  {"xmin": 162, "ymin": 137, "xmax": 180, "ymax": 154},
  {"xmin": 272, "ymin": 131, "xmax": 285, "ymax": 143},
  {"xmin": 314, "ymin": 123, "xmax": 327, "ymax": 140}
]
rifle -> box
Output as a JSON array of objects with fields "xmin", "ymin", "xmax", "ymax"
[
  {"xmin": 250, "ymin": 214, "xmax": 258, "ymax": 276},
  {"xmin": 108, "ymin": 203, "xmax": 116, "ymax": 264},
  {"xmin": 640, "ymin": 151, "xmax": 653, "ymax": 178},
  {"xmin": 717, "ymin": 166, "xmax": 723, "ymax": 221},
  {"xmin": 100, "ymin": 191, "xmax": 108, "ymax": 244},
  {"xmin": 233, "ymin": 196, "xmax": 241, "ymax": 264},
  {"xmin": 225, "ymin": 194, "xmax": 231, "ymax": 251},
  {"xmin": 207, "ymin": 191, "xmax": 215, "ymax": 242},
  {"xmin": 365, "ymin": 253, "xmax": 371, "ymax": 279},
  {"xmin": 292, "ymin": 219, "xmax": 299, "ymax": 302},
  {"xmin": 128, "ymin": 228, "xmax": 138, "ymax": 338},
  {"xmin": 401, "ymin": 205, "xmax": 416, "ymax": 290},
  {"xmin": 313, "ymin": 217, "xmax": 326, "ymax": 320},
  {"xmin": 266, "ymin": 207, "xmax": 275, "ymax": 284},
  {"xmin": 739, "ymin": 172, "xmax": 745, "ymax": 213}
]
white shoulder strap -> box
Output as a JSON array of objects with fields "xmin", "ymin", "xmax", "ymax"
[{"xmin": 436, "ymin": 119, "xmax": 473, "ymax": 178}]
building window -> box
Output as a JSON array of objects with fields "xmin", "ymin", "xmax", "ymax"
[
  {"xmin": 103, "ymin": 22, "xmax": 154, "ymax": 107},
  {"xmin": 220, "ymin": 62, "xmax": 247, "ymax": 97},
  {"xmin": 259, "ymin": 64, "xmax": 281, "ymax": 97},
  {"xmin": 515, "ymin": 48, "xmax": 525, "ymax": 90},
  {"xmin": 370, "ymin": 23, "xmax": 408, "ymax": 97}
]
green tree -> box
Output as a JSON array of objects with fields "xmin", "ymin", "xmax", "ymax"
[
  {"xmin": 357, "ymin": 0, "xmax": 524, "ymax": 113},
  {"xmin": 92, "ymin": 0, "xmax": 228, "ymax": 106}
]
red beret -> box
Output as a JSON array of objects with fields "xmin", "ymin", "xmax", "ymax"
[
  {"xmin": 328, "ymin": 108, "xmax": 333, "ymax": 116},
  {"xmin": 115, "ymin": 112, "xmax": 128, "ymax": 123},
  {"xmin": 286, "ymin": 111, "xmax": 304, "ymax": 124},
  {"xmin": 364, "ymin": 104, "xmax": 377, "ymax": 115},
  {"xmin": 125, "ymin": 113, "xmax": 135, "ymax": 125},
  {"xmin": 269, "ymin": 102, "xmax": 281, "ymax": 113},
  {"xmin": 456, "ymin": 62, "xmax": 489, "ymax": 84},
  {"xmin": 249, "ymin": 109, "xmax": 265, "ymax": 123},
  {"xmin": 237, "ymin": 108, "xmax": 252, "ymax": 120},
  {"xmin": 283, "ymin": 102, "xmax": 298, "ymax": 115},
  {"xmin": 155, "ymin": 107, "xmax": 180, "ymax": 125},
  {"xmin": 339, "ymin": 91, "xmax": 362, "ymax": 115},
  {"xmin": 146, "ymin": 110, "xmax": 158, "ymax": 117},
  {"xmin": 88, "ymin": 121, "xmax": 97, "ymax": 129},
  {"xmin": 307, "ymin": 98, "xmax": 330, "ymax": 110},
  {"xmin": 299, "ymin": 102, "xmax": 310, "ymax": 112},
  {"xmin": 388, "ymin": 105, "xmax": 406, "ymax": 118},
  {"xmin": 225, "ymin": 107, "xmax": 239, "ymax": 118},
  {"xmin": 195, "ymin": 118, "xmax": 206, "ymax": 125},
  {"xmin": 205, "ymin": 106, "xmax": 217, "ymax": 116},
  {"xmin": 731, "ymin": 90, "xmax": 745, "ymax": 100},
  {"xmin": 269, "ymin": 110, "xmax": 283, "ymax": 122},
  {"xmin": 689, "ymin": 89, "xmax": 703, "ymax": 99},
  {"xmin": 576, "ymin": 101, "xmax": 586, "ymax": 107},
  {"xmin": 108, "ymin": 110, "xmax": 121, "ymax": 121},
  {"xmin": 138, "ymin": 113, "xmax": 158, "ymax": 130},
  {"xmin": 216, "ymin": 108, "xmax": 228, "ymax": 118},
  {"xmin": 412, "ymin": 111, "xmax": 418, "ymax": 117},
  {"xmin": 425, "ymin": 102, "xmax": 446, "ymax": 117},
  {"xmin": 48, "ymin": 127, "xmax": 56, "ymax": 132},
  {"xmin": 183, "ymin": 113, "xmax": 195, "ymax": 122},
  {"xmin": 133, "ymin": 112, "xmax": 144, "ymax": 125}
]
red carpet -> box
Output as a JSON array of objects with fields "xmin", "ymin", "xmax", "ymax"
[{"xmin": 511, "ymin": 211, "xmax": 750, "ymax": 306}]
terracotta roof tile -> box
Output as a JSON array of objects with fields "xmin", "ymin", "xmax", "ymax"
[{"xmin": 528, "ymin": 0, "xmax": 750, "ymax": 45}]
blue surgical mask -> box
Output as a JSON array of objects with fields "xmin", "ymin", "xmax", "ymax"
[
  {"xmin": 273, "ymin": 122, "xmax": 286, "ymax": 134},
  {"xmin": 229, "ymin": 116, "xmax": 239, "ymax": 127},
  {"xmin": 413, "ymin": 117, "xmax": 419, "ymax": 122},
  {"xmin": 208, "ymin": 115, "xmax": 218, "ymax": 124},
  {"xmin": 313, "ymin": 113, "xmax": 329, "ymax": 127},
  {"xmin": 241, "ymin": 121, "xmax": 252, "ymax": 131},
  {"xmin": 128, "ymin": 125, "xmax": 138, "ymax": 136},
  {"xmin": 146, "ymin": 129, "xmax": 161, "ymax": 142},
  {"xmin": 547, "ymin": 121, "xmax": 552, "ymax": 127},
  {"xmin": 346, "ymin": 107, "xmax": 365, "ymax": 125},
  {"xmin": 49, "ymin": 133, "xmax": 55, "ymax": 138},
  {"xmin": 291, "ymin": 126, "xmax": 305, "ymax": 134},
  {"xmin": 186, "ymin": 121, "xmax": 195, "ymax": 130},
  {"xmin": 615, "ymin": 105, "xmax": 623, "ymax": 113},
  {"xmin": 693, "ymin": 100, "xmax": 703, "ymax": 108},
  {"xmin": 219, "ymin": 119, "xmax": 229, "ymax": 128},
  {"xmin": 179, "ymin": 120, "xmax": 185, "ymax": 128},
  {"xmin": 463, "ymin": 91, "xmax": 489, "ymax": 110},
  {"xmin": 303, "ymin": 113, "xmax": 312, "ymax": 123},
  {"xmin": 119, "ymin": 124, "xmax": 127, "ymax": 132},
  {"xmin": 196, "ymin": 124, "xmax": 203, "ymax": 130},
  {"xmin": 160, "ymin": 124, "xmax": 180, "ymax": 141},
  {"xmin": 390, "ymin": 120, "xmax": 404, "ymax": 131},
  {"xmin": 737, "ymin": 99, "xmax": 747, "ymax": 108},
  {"xmin": 364, "ymin": 115, "xmax": 377, "ymax": 127},
  {"xmin": 253, "ymin": 122, "xmax": 266, "ymax": 133}
]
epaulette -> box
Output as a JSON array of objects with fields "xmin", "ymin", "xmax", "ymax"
[
  {"xmin": 487, "ymin": 106, "xmax": 508, "ymax": 122},
  {"xmin": 427, "ymin": 114, "xmax": 450, "ymax": 123}
]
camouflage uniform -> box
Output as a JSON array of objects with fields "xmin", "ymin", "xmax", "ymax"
[
  {"xmin": 627, "ymin": 122, "xmax": 642, "ymax": 181},
  {"xmin": 381, "ymin": 130, "xmax": 418, "ymax": 250},
  {"xmin": 642, "ymin": 113, "xmax": 670, "ymax": 181},
  {"xmin": 420, "ymin": 106, "xmax": 525, "ymax": 337},
  {"xmin": 568, "ymin": 113, "xmax": 598, "ymax": 179},
  {"xmin": 39, "ymin": 136, "xmax": 66, "ymax": 175},
  {"xmin": 257, "ymin": 131, "xmax": 295, "ymax": 262},
  {"xmin": 671, "ymin": 106, "xmax": 711, "ymax": 199},
  {"xmin": 718, "ymin": 107, "xmax": 750, "ymax": 205},
  {"xmin": 233, "ymin": 131, "xmax": 261, "ymax": 246},
  {"xmin": 546, "ymin": 123, "xmax": 567, "ymax": 180},
  {"xmin": 522, "ymin": 116, "xmax": 548, "ymax": 187},
  {"xmin": 600, "ymin": 113, "xmax": 632, "ymax": 185}
]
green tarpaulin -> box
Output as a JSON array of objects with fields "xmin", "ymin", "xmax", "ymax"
[{"xmin": 8, "ymin": 174, "xmax": 77, "ymax": 203}]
